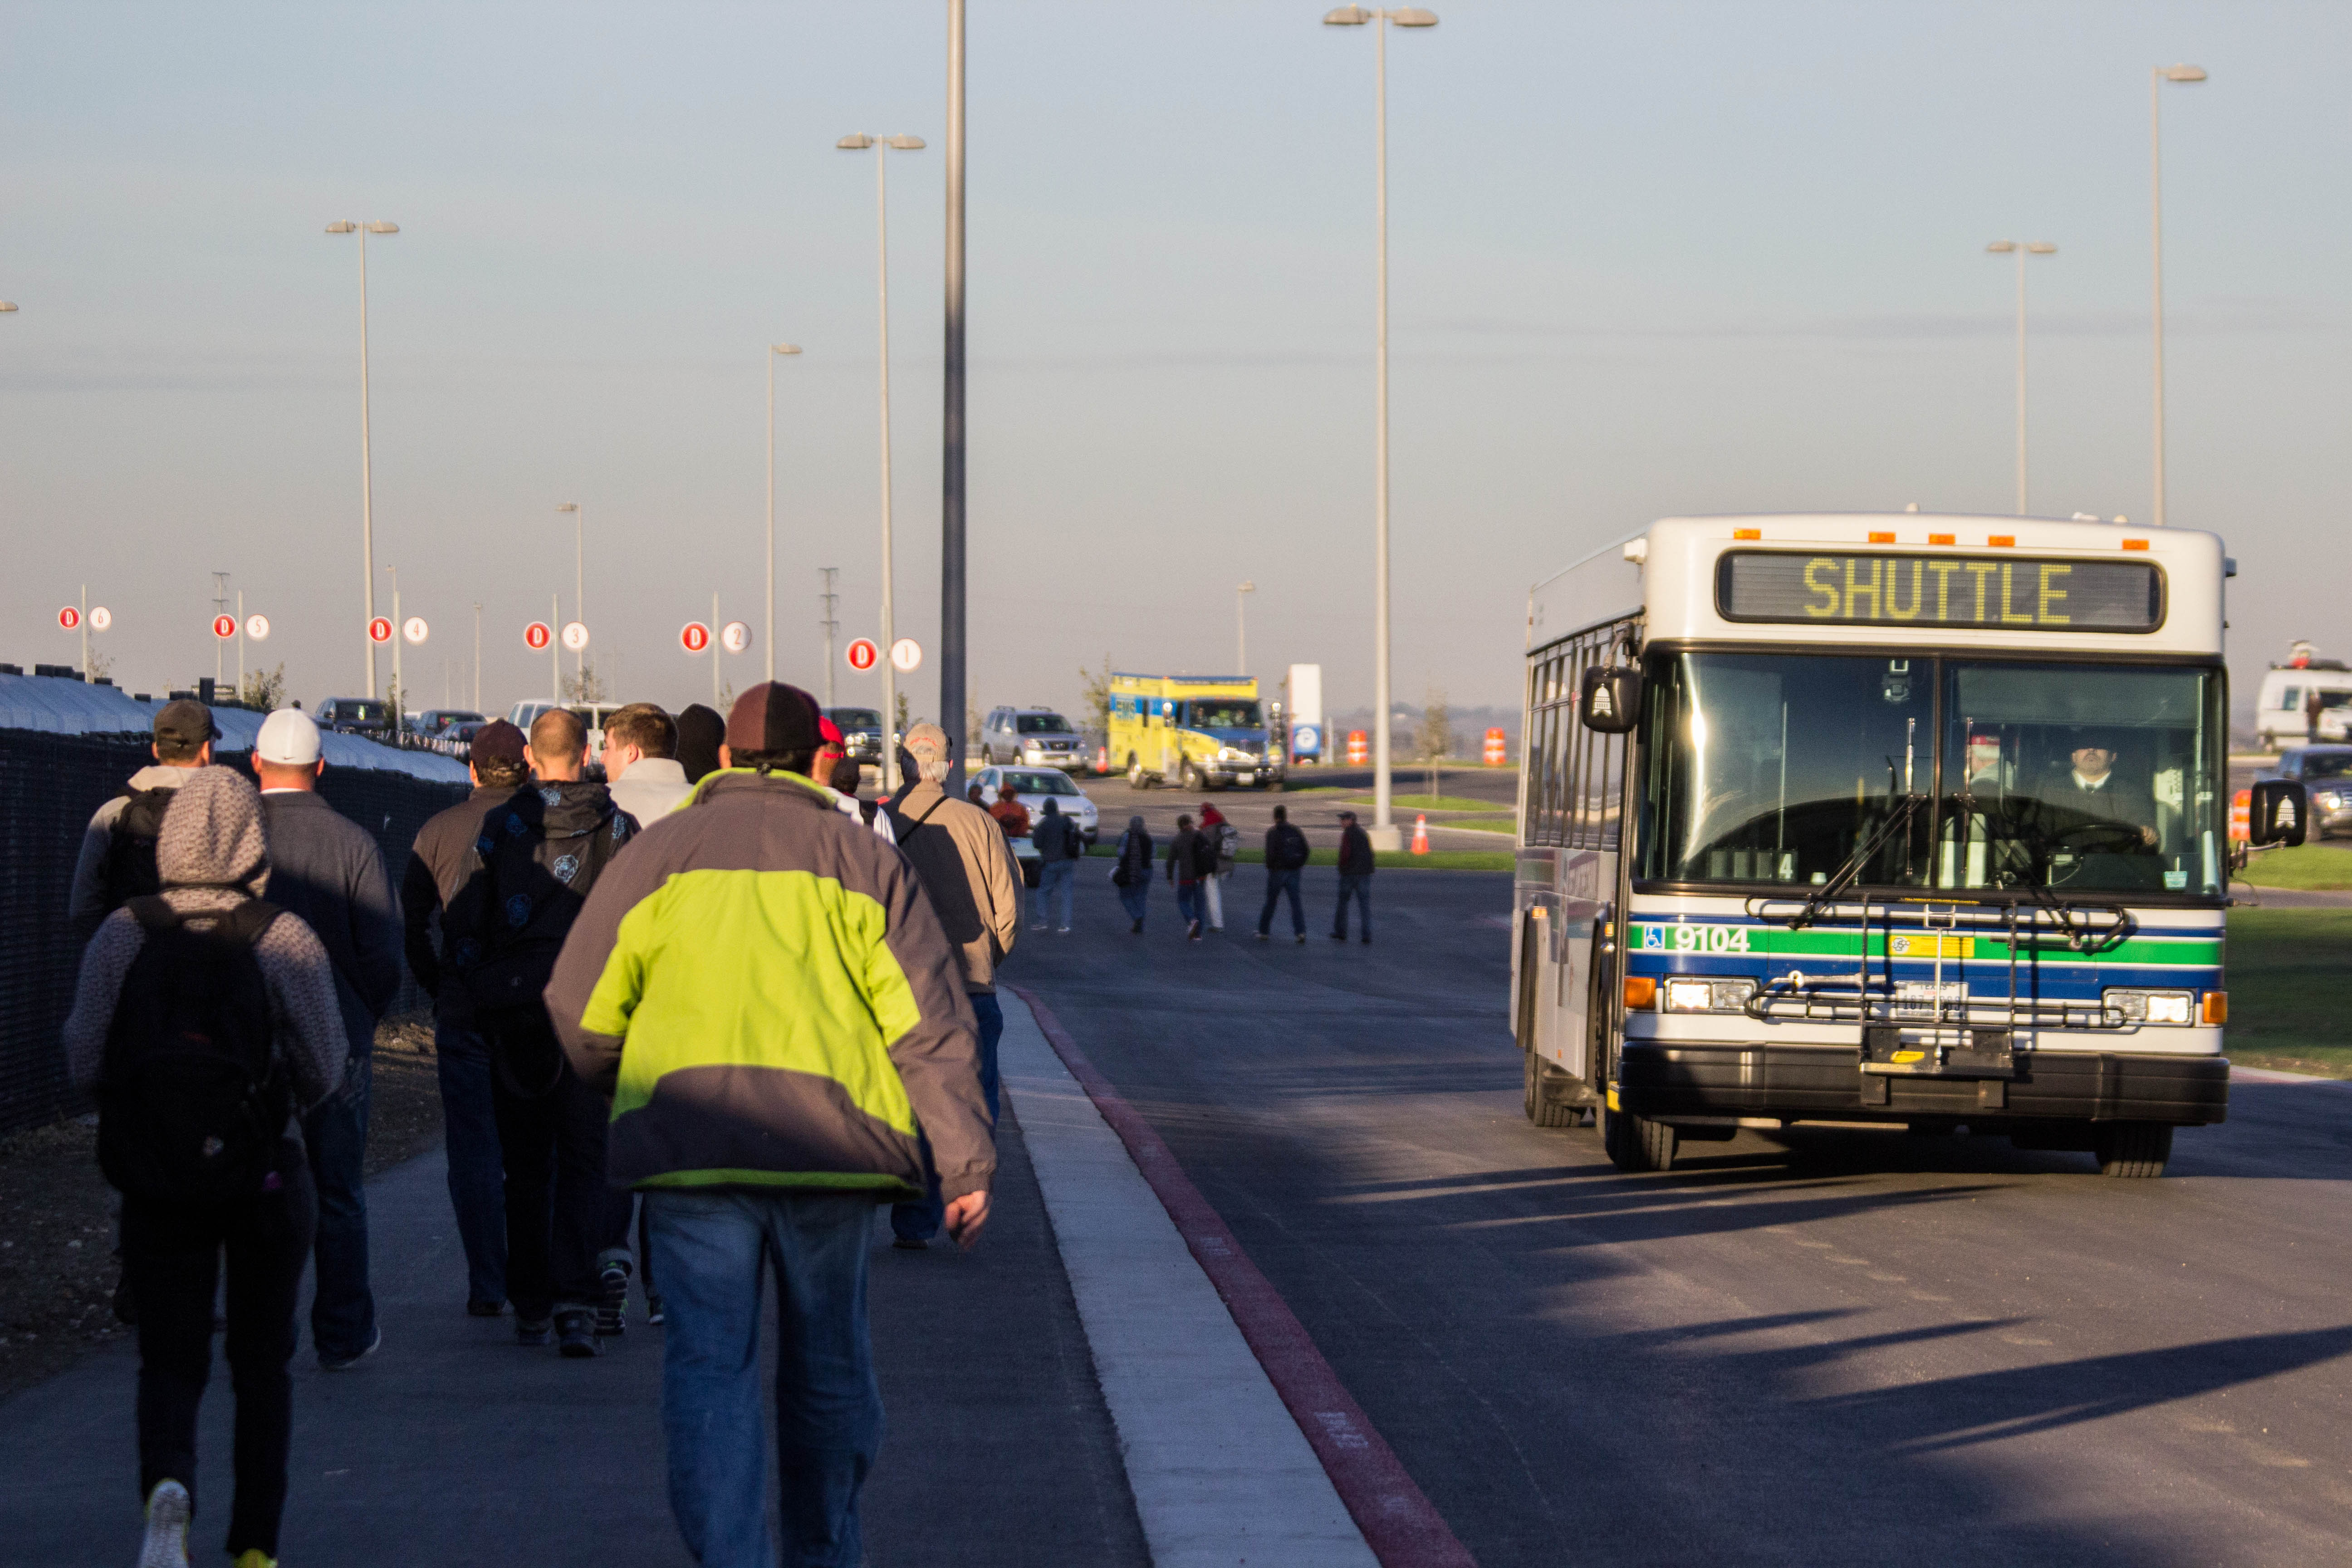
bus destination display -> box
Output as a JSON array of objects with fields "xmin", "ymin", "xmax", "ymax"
[{"xmin": 1716, "ymin": 550, "xmax": 2164, "ymax": 633}]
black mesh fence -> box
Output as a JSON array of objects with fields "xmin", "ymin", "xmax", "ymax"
[{"xmin": 0, "ymin": 729, "xmax": 468, "ymax": 1135}]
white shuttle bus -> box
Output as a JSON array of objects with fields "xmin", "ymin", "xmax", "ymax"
[{"xmin": 1511, "ymin": 513, "xmax": 2279, "ymax": 1179}]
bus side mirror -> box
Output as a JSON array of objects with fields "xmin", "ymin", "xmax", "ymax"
[
  {"xmin": 2249, "ymin": 779, "xmax": 2308, "ymax": 847},
  {"xmin": 1579, "ymin": 666, "xmax": 1641, "ymax": 734}
]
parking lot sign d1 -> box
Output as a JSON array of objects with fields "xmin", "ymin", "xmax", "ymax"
[
  {"xmin": 846, "ymin": 637, "xmax": 879, "ymax": 672},
  {"xmin": 889, "ymin": 637, "xmax": 922, "ymax": 673}
]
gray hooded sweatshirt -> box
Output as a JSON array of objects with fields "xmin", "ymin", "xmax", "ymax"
[{"xmin": 64, "ymin": 766, "xmax": 347, "ymax": 1122}]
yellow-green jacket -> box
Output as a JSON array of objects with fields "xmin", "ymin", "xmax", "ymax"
[{"xmin": 544, "ymin": 768, "xmax": 993, "ymax": 1203}]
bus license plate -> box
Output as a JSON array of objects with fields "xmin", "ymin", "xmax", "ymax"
[{"xmin": 1237, "ymin": 771, "xmax": 1255, "ymax": 785}]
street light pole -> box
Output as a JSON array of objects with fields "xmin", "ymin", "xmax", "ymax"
[
  {"xmin": 2151, "ymin": 64, "xmax": 2206, "ymax": 529},
  {"xmin": 473, "ymin": 601, "xmax": 482, "ymax": 713},
  {"xmin": 1236, "ymin": 580, "xmax": 1256, "ymax": 675},
  {"xmin": 766, "ymin": 343, "xmax": 802, "ymax": 684},
  {"xmin": 1986, "ymin": 240, "xmax": 2056, "ymax": 515},
  {"xmin": 941, "ymin": 0, "xmax": 969, "ymax": 795},
  {"xmin": 326, "ymin": 220, "xmax": 398, "ymax": 695},
  {"xmin": 1324, "ymin": 5, "xmax": 1435, "ymax": 850},
  {"xmin": 839, "ymin": 132, "xmax": 925, "ymax": 792},
  {"xmin": 384, "ymin": 564, "xmax": 402, "ymax": 721},
  {"xmin": 819, "ymin": 568, "xmax": 840, "ymax": 708},
  {"xmin": 555, "ymin": 501, "xmax": 584, "ymax": 689},
  {"xmin": 211, "ymin": 571, "xmax": 230, "ymax": 691}
]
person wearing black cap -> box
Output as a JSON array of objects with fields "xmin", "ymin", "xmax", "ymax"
[
  {"xmin": 546, "ymin": 681, "xmax": 991, "ymax": 1565},
  {"xmin": 68, "ymin": 697, "xmax": 220, "ymax": 929},
  {"xmin": 399, "ymin": 717, "xmax": 530, "ymax": 1319},
  {"xmin": 672, "ymin": 701, "xmax": 726, "ymax": 786}
]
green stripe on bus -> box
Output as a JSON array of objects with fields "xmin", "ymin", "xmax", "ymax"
[{"xmin": 1630, "ymin": 924, "xmax": 2219, "ymax": 966}]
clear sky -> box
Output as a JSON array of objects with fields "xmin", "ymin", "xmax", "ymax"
[{"xmin": 1, "ymin": 2, "xmax": 2343, "ymax": 725}]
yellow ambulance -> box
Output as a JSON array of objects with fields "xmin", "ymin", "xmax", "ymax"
[{"xmin": 1107, "ymin": 673, "xmax": 1284, "ymax": 791}]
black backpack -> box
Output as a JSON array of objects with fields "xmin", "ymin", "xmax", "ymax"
[
  {"xmin": 101, "ymin": 787, "xmax": 176, "ymax": 913},
  {"xmin": 1063, "ymin": 818, "xmax": 1086, "ymax": 860},
  {"xmin": 462, "ymin": 790, "xmax": 630, "ymax": 1095},
  {"xmin": 97, "ymin": 897, "xmax": 290, "ymax": 1203},
  {"xmin": 1191, "ymin": 829, "xmax": 1221, "ymax": 879}
]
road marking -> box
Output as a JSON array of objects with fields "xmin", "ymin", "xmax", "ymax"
[{"xmin": 1003, "ymin": 985, "xmax": 1473, "ymax": 1568}]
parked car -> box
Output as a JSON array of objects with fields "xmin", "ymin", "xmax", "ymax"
[
  {"xmin": 314, "ymin": 696, "xmax": 395, "ymax": 741},
  {"xmin": 507, "ymin": 700, "xmax": 632, "ymax": 770},
  {"xmin": 979, "ymin": 706, "xmax": 1085, "ymax": 770},
  {"xmin": 413, "ymin": 708, "xmax": 484, "ymax": 739},
  {"xmin": 825, "ymin": 707, "xmax": 887, "ymax": 770},
  {"xmin": 2260, "ymin": 746, "xmax": 2352, "ymax": 839},
  {"xmin": 972, "ymin": 764, "xmax": 1099, "ymax": 846},
  {"xmin": 440, "ymin": 720, "xmax": 486, "ymax": 762}
]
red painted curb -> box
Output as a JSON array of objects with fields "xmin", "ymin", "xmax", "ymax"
[{"xmin": 1005, "ymin": 984, "xmax": 1477, "ymax": 1568}]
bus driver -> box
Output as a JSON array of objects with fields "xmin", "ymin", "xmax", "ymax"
[{"xmin": 2032, "ymin": 730, "xmax": 2159, "ymax": 849}]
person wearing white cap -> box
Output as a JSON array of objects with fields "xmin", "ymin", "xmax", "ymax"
[{"xmin": 254, "ymin": 708, "xmax": 403, "ymax": 1371}]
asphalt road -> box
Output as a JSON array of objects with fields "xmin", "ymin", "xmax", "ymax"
[{"xmin": 1012, "ymin": 864, "xmax": 2352, "ymax": 1565}]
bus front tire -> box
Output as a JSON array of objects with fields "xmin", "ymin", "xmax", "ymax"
[
  {"xmin": 2094, "ymin": 1122, "xmax": 2173, "ymax": 1178},
  {"xmin": 1524, "ymin": 1050, "xmax": 1575, "ymax": 1129},
  {"xmin": 1127, "ymin": 754, "xmax": 1148, "ymax": 789},
  {"xmin": 1180, "ymin": 760, "xmax": 1202, "ymax": 791},
  {"xmin": 1603, "ymin": 1106, "xmax": 1677, "ymax": 1172}
]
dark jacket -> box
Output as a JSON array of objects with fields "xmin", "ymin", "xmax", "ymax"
[
  {"xmin": 1115, "ymin": 825, "xmax": 1154, "ymax": 885},
  {"xmin": 401, "ymin": 784, "xmax": 515, "ymax": 1028},
  {"xmin": 1166, "ymin": 826, "xmax": 1203, "ymax": 885},
  {"xmin": 1338, "ymin": 823, "xmax": 1376, "ymax": 877},
  {"xmin": 544, "ymin": 769, "xmax": 993, "ymax": 1202},
  {"xmin": 258, "ymin": 789, "xmax": 403, "ymax": 1061},
  {"xmin": 1032, "ymin": 807, "xmax": 1078, "ymax": 862},
  {"xmin": 1265, "ymin": 821, "xmax": 1310, "ymax": 872}
]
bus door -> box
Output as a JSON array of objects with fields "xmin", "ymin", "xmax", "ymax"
[{"xmin": 1541, "ymin": 850, "xmax": 1608, "ymax": 1084}]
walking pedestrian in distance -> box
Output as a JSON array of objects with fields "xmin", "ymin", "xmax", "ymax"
[
  {"xmin": 1256, "ymin": 803, "xmax": 1310, "ymax": 944},
  {"xmin": 546, "ymin": 682, "xmax": 993, "ymax": 1567},
  {"xmin": 985, "ymin": 781, "xmax": 1031, "ymax": 841},
  {"xmin": 603, "ymin": 703, "xmax": 694, "ymax": 825},
  {"xmin": 252, "ymin": 710, "xmax": 401, "ymax": 1372},
  {"xmin": 1030, "ymin": 798, "xmax": 1080, "ymax": 933},
  {"xmin": 1197, "ymin": 801, "xmax": 1237, "ymax": 932},
  {"xmin": 400, "ymin": 718, "xmax": 529, "ymax": 1319},
  {"xmin": 1112, "ymin": 815, "xmax": 1153, "ymax": 934},
  {"xmin": 468, "ymin": 709, "xmax": 639, "ymax": 1356},
  {"xmin": 816, "ymin": 719, "xmax": 897, "ymax": 843},
  {"xmin": 1333, "ymin": 808, "xmax": 1376, "ymax": 944},
  {"xmin": 884, "ymin": 722, "xmax": 1021, "ymax": 1248},
  {"xmin": 673, "ymin": 702, "xmax": 726, "ymax": 786},
  {"xmin": 1167, "ymin": 813, "xmax": 1208, "ymax": 941},
  {"xmin": 68, "ymin": 697, "xmax": 220, "ymax": 932},
  {"xmin": 65, "ymin": 767, "xmax": 344, "ymax": 1568}
]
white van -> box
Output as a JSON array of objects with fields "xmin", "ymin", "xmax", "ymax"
[
  {"xmin": 2253, "ymin": 664, "xmax": 2352, "ymax": 749},
  {"xmin": 507, "ymin": 700, "xmax": 632, "ymax": 770}
]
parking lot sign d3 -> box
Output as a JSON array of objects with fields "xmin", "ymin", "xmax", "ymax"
[{"xmin": 524, "ymin": 621, "xmax": 553, "ymax": 652}]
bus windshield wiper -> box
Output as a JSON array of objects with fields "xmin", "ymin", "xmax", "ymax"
[{"xmin": 1779, "ymin": 791, "xmax": 1926, "ymax": 929}]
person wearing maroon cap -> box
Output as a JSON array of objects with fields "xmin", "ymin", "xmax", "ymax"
[
  {"xmin": 399, "ymin": 717, "xmax": 529, "ymax": 1318},
  {"xmin": 546, "ymin": 682, "xmax": 991, "ymax": 1564}
]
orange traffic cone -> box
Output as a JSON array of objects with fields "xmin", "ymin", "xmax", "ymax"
[{"xmin": 1411, "ymin": 813, "xmax": 1430, "ymax": 854}]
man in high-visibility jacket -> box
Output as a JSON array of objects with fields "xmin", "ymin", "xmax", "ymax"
[{"xmin": 547, "ymin": 681, "xmax": 991, "ymax": 1566}]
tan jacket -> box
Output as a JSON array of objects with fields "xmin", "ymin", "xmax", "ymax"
[{"xmin": 887, "ymin": 779, "xmax": 1022, "ymax": 992}]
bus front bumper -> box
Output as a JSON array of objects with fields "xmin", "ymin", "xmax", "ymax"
[{"xmin": 1616, "ymin": 1043, "xmax": 2228, "ymax": 1127}]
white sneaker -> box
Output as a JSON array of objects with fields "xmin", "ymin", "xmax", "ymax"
[{"xmin": 139, "ymin": 1479, "xmax": 191, "ymax": 1568}]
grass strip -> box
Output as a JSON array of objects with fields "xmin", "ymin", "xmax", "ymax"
[
  {"xmin": 2224, "ymin": 908, "xmax": 2352, "ymax": 1078},
  {"xmin": 1344, "ymin": 794, "xmax": 1508, "ymax": 813},
  {"xmin": 2236, "ymin": 843, "xmax": 2352, "ymax": 890}
]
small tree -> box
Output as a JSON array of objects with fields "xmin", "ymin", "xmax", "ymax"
[
  {"xmin": 562, "ymin": 662, "xmax": 609, "ymax": 704},
  {"xmin": 85, "ymin": 647, "xmax": 114, "ymax": 685},
  {"xmin": 240, "ymin": 663, "xmax": 286, "ymax": 713},
  {"xmin": 1078, "ymin": 653, "xmax": 1114, "ymax": 738},
  {"xmin": 1416, "ymin": 686, "xmax": 1453, "ymax": 801},
  {"xmin": 894, "ymin": 690, "xmax": 911, "ymax": 740}
]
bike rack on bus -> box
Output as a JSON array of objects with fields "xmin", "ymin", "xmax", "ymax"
[{"xmin": 1737, "ymin": 894, "xmax": 2139, "ymax": 1039}]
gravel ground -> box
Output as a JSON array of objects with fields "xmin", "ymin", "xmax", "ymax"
[{"xmin": 0, "ymin": 1011, "xmax": 445, "ymax": 1399}]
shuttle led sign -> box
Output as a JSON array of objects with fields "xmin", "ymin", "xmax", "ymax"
[{"xmin": 1716, "ymin": 551, "xmax": 2164, "ymax": 634}]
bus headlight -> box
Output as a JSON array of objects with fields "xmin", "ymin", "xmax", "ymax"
[
  {"xmin": 1663, "ymin": 978, "xmax": 1758, "ymax": 1013},
  {"xmin": 2104, "ymin": 987, "xmax": 2195, "ymax": 1025}
]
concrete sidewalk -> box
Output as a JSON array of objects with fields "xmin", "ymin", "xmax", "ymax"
[{"xmin": 2, "ymin": 1090, "xmax": 1148, "ymax": 1566}]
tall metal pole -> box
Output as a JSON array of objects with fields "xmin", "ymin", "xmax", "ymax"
[
  {"xmin": 876, "ymin": 145, "xmax": 900, "ymax": 793},
  {"xmin": 472, "ymin": 602, "xmax": 481, "ymax": 712},
  {"xmin": 575, "ymin": 507, "xmax": 585, "ymax": 681},
  {"xmin": 550, "ymin": 593, "xmax": 560, "ymax": 705},
  {"xmin": 359, "ymin": 226, "xmax": 377, "ymax": 696},
  {"xmin": 79, "ymin": 583, "xmax": 88, "ymax": 681},
  {"xmin": 387, "ymin": 569, "xmax": 403, "ymax": 722},
  {"xmin": 767, "ymin": 349, "xmax": 778, "ymax": 684},
  {"xmin": 211, "ymin": 572, "xmax": 230, "ymax": 690},
  {"xmin": 714, "ymin": 591, "xmax": 724, "ymax": 710},
  {"xmin": 236, "ymin": 589, "xmax": 246, "ymax": 694},
  {"xmin": 820, "ymin": 567, "xmax": 840, "ymax": 708},
  {"xmin": 2013, "ymin": 244, "xmax": 2028, "ymax": 516},
  {"xmin": 941, "ymin": 0, "xmax": 968, "ymax": 794},
  {"xmin": 1369, "ymin": 14, "xmax": 1396, "ymax": 848},
  {"xmin": 2149, "ymin": 64, "xmax": 2206, "ymax": 528}
]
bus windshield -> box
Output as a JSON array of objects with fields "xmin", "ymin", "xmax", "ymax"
[
  {"xmin": 1186, "ymin": 700, "xmax": 1262, "ymax": 730},
  {"xmin": 1637, "ymin": 652, "xmax": 2222, "ymax": 897}
]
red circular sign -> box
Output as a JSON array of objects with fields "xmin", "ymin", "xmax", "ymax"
[
  {"xmin": 368, "ymin": 616, "xmax": 393, "ymax": 644},
  {"xmin": 524, "ymin": 621, "xmax": 553, "ymax": 652},
  {"xmin": 58, "ymin": 606, "xmax": 80, "ymax": 631},
  {"xmin": 212, "ymin": 614, "xmax": 237, "ymax": 640},
  {"xmin": 846, "ymin": 637, "xmax": 879, "ymax": 672},
  {"xmin": 680, "ymin": 622, "xmax": 711, "ymax": 655}
]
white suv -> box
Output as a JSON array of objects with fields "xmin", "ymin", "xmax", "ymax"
[{"xmin": 980, "ymin": 706, "xmax": 1085, "ymax": 770}]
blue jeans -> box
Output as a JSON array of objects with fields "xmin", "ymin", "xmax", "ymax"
[
  {"xmin": 1117, "ymin": 878, "xmax": 1149, "ymax": 926},
  {"xmin": 890, "ymin": 991, "xmax": 1001, "ymax": 1244},
  {"xmin": 1258, "ymin": 868, "xmax": 1304, "ymax": 936},
  {"xmin": 434, "ymin": 1023, "xmax": 506, "ymax": 1308},
  {"xmin": 1036, "ymin": 859, "xmax": 1076, "ymax": 929},
  {"xmin": 649, "ymin": 1189, "xmax": 881, "ymax": 1568},
  {"xmin": 1335, "ymin": 873, "xmax": 1374, "ymax": 939},
  {"xmin": 303, "ymin": 1049, "xmax": 374, "ymax": 1359},
  {"xmin": 1175, "ymin": 880, "xmax": 1204, "ymax": 927}
]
